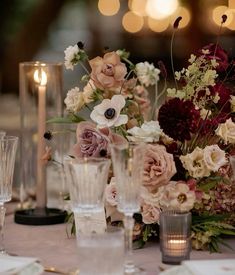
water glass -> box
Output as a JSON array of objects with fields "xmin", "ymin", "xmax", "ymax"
[
  {"xmin": 110, "ymin": 142, "xmax": 144, "ymax": 273},
  {"xmin": 0, "ymin": 132, "xmax": 6, "ymax": 139},
  {"xmin": 77, "ymin": 227, "xmax": 124, "ymax": 275},
  {"xmin": 160, "ymin": 211, "xmax": 191, "ymax": 264},
  {"xmin": 65, "ymin": 157, "xmax": 111, "ymax": 213},
  {"xmin": 0, "ymin": 136, "xmax": 18, "ymax": 254}
]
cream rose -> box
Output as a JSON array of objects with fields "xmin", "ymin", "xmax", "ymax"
[
  {"xmin": 143, "ymin": 144, "xmax": 176, "ymax": 192},
  {"xmin": 89, "ymin": 51, "xmax": 127, "ymax": 90},
  {"xmin": 203, "ymin": 145, "xmax": 227, "ymax": 172},
  {"xmin": 82, "ymin": 80, "xmax": 96, "ymax": 104},
  {"xmin": 105, "ymin": 177, "xmax": 118, "ymax": 206},
  {"xmin": 215, "ymin": 118, "xmax": 235, "ymax": 144},
  {"xmin": 180, "ymin": 147, "xmax": 210, "ymax": 178}
]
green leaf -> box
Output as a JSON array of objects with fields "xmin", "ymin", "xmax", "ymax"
[
  {"xmin": 133, "ymin": 239, "xmax": 145, "ymax": 249},
  {"xmin": 192, "ymin": 214, "xmax": 230, "ymax": 224},
  {"xmin": 47, "ymin": 115, "xmax": 85, "ymax": 124}
]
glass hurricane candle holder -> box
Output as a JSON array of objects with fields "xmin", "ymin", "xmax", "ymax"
[
  {"xmin": 15, "ymin": 62, "xmax": 66, "ymax": 225},
  {"xmin": 160, "ymin": 210, "xmax": 192, "ymax": 264}
]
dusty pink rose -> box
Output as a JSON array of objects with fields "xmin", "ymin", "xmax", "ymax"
[
  {"xmin": 73, "ymin": 121, "xmax": 126, "ymax": 158},
  {"xmin": 105, "ymin": 177, "xmax": 118, "ymax": 206},
  {"xmin": 133, "ymin": 85, "xmax": 151, "ymax": 120},
  {"xmin": 143, "ymin": 144, "xmax": 176, "ymax": 192},
  {"xmin": 89, "ymin": 51, "xmax": 127, "ymax": 90},
  {"xmin": 141, "ymin": 202, "xmax": 160, "ymax": 224}
]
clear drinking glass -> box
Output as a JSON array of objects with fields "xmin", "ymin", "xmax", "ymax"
[
  {"xmin": 0, "ymin": 136, "xmax": 18, "ymax": 254},
  {"xmin": 0, "ymin": 132, "xmax": 6, "ymax": 139},
  {"xmin": 77, "ymin": 227, "xmax": 124, "ymax": 275},
  {"xmin": 110, "ymin": 143, "xmax": 144, "ymax": 274},
  {"xmin": 160, "ymin": 210, "xmax": 192, "ymax": 264},
  {"xmin": 65, "ymin": 157, "xmax": 111, "ymax": 214}
]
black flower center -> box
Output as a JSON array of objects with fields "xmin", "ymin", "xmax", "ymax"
[
  {"xmin": 177, "ymin": 193, "xmax": 187, "ymax": 204},
  {"xmin": 99, "ymin": 149, "xmax": 107, "ymax": 157},
  {"xmin": 104, "ymin": 108, "xmax": 116, "ymax": 119},
  {"xmin": 44, "ymin": 131, "xmax": 53, "ymax": 140}
]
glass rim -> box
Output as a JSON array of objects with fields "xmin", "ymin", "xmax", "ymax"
[
  {"xmin": 160, "ymin": 210, "xmax": 191, "ymax": 216},
  {"xmin": 0, "ymin": 136, "xmax": 19, "ymax": 141},
  {"xmin": 65, "ymin": 156, "xmax": 111, "ymax": 165},
  {"xmin": 19, "ymin": 61, "xmax": 63, "ymax": 67},
  {"xmin": 109, "ymin": 141, "xmax": 144, "ymax": 149}
]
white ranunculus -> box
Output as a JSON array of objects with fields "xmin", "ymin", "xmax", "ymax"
[
  {"xmin": 135, "ymin": 62, "xmax": 160, "ymax": 87},
  {"xmin": 203, "ymin": 145, "xmax": 227, "ymax": 172},
  {"xmin": 180, "ymin": 147, "xmax": 211, "ymax": 178},
  {"xmin": 90, "ymin": 95, "xmax": 128, "ymax": 128},
  {"xmin": 127, "ymin": 120, "xmax": 162, "ymax": 142},
  {"xmin": 215, "ymin": 118, "xmax": 235, "ymax": 144},
  {"xmin": 64, "ymin": 44, "xmax": 80, "ymax": 70},
  {"xmin": 64, "ymin": 87, "xmax": 84, "ymax": 113}
]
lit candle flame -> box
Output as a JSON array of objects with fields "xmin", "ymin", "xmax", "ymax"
[{"xmin": 34, "ymin": 69, "xmax": 47, "ymax": 86}]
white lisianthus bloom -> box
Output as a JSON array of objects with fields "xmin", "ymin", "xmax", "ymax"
[
  {"xmin": 90, "ymin": 95, "xmax": 128, "ymax": 127},
  {"xmin": 159, "ymin": 181, "xmax": 196, "ymax": 212},
  {"xmin": 215, "ymin": 118, "xmax": 235, "ymax": 144},
  {"xmin": 82, "ymin": 80, "xmax": 95, "ymax": 104},
  {"xmin": 180, "ymin": 147, "xmax": 211, "ymax": 178},
  {"xmin": 64, "ymin": 87, "xmax": 84, "ymax": 113},
  {"xmin": 127, "ymin": 120, "xmax": 162, "ymax": 142},
  {"xmin": 203, "ymin": 145, "xmax": 227, "ymax": 172},
  {"xmin": 135, "ymin": 62, "xmax": 160, "ymax": 87},
  {"xmin": 64, "ymin": 44, "xmax": 80, "ymax": 70},
  {"xmin": 230, "ymin": 96, "xmax": 235, "ymax": 112}
]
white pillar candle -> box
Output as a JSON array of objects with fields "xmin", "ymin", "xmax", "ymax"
[
  {"xmin": 166, "ymin": 239, "xmax": 187, "ymax": 257},
  {"xmin": 34, "ymin": 69, "xmax": 47, "ymax": 209}
]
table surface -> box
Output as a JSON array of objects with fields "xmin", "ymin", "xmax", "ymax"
[{"xmin": 4, "ymin": 210, "xmax": 235, "ymax": 275}]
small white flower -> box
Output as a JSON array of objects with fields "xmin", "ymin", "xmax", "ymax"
[
  {"xmin": 202, "ymin": 49, "xmax": 210, "ymax": 55},
  {"xmin": 167, "ymin": 88, "xmax": 177, "ymax": 97},
  {"xmin": 64, "ymin": 87, "xmax": 84, "ymax": 113},
  {"xmin": 64, "ymin": 44, "xmax": 80, "ymax": 70},
  {"xmin": 90, "ymin": 95, "xmax": 128, "ymax": 127},
  {"xmin": 200, "ymin": 108, "xmax": 211, "ymax": 119},
  {"xmin": 127, "ymin": 120, "xmax": 162, "ymax": 142},
  {"xmin": 136, "ymin": 62, "xmax": 160, "ymax": 87},
  {"xmin": 188, "ymin": 54, "xmax": 196, "ymax": 63},
  {"xmin": 201, "ymin": 70, "xmax": 218, "ymax": 86},
  {"xmin": 211, "ymin": 59, "xmax": 218, "ymax": 68},
  {"xmin": 175, "ymin": 71, "xmax": 181, "ymax": 81},
  {"xmin": 203, "ymin": 145, "xmax": 227, "ymax": 172}
]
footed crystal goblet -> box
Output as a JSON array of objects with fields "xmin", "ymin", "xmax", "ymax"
[
  {"xmin": 110, "ymin": 143, "xmax": 144, "ymax": 274},
  {"xmin": 0, "ymin": 136, "xmax": 18, "ymax": 254}
]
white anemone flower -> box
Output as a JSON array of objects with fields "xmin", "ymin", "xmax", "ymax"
[{"xmin": 90, "ymin": 95, "xmax": 128, "ymax": 128}]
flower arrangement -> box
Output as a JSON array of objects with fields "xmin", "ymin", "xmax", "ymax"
[{"xmin": 48, "ymin": 17, "xmax": 235, "ymax": 252}]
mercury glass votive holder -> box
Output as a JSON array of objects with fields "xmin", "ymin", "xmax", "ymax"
[{"xmin": 160, "ymin": 210, "xmax": 191, "ymax": 264}]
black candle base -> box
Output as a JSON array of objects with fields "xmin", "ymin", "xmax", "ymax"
[{"xmin": 14, "ymin": 207, "xmax": 67, "ymax": 225}]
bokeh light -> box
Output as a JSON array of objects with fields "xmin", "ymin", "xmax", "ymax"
[
  {"xmin": 122, "ymin": 11, "xmax": 144, "ymax": 33},
  {"xmin": 227, "ymin": 10, "xmax": 235, "ymax": 30},
  {"xmin": 146, "ymin": 0, "xmax": 179, "ymax": 20},
  {"xmin": 147, "ymin": 17, "xmax": 169, "ymax": 32},
  {"xmin": 212, "ymin": 5, "xmax": 233, "ymax": 27},
  {"xmin": 128, "ymin": 0, "xmax": 147, "ymax": 16},
  {"xmin": 171, "ymin": 7, "xmax": 191, "ymax": 29},
  {"xmin": 98, "ymin": 0, "xmax": 120, "ymax": 16}
]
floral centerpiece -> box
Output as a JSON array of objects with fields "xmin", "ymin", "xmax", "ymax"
[{"xmin": 47, "ymin": 17, "xmax": 235, "ymax": 252}]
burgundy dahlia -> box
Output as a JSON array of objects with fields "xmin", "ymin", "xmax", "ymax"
[
  {"xmin": 199, "ymin": 43, "xmax": 228, "ymax": 72},
  {"xmin": 158, "ymin": 98, "xmax": 200, "ymax": 142},
  {"xmin": 213, "ymin": 83, "xmax": 232, "ymax": 114}
]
